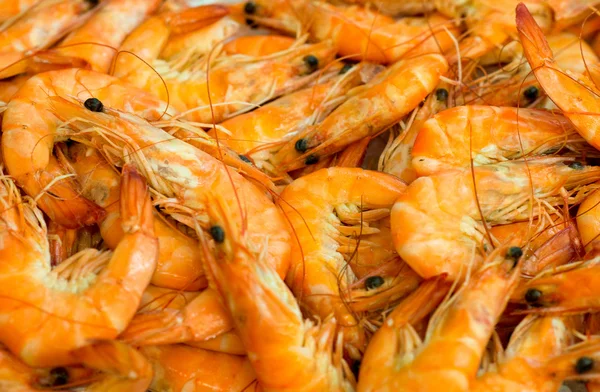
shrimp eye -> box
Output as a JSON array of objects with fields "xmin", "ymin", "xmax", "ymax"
[
  {"xmin": 209, "ymin": 225, "xmax": 225, "ymax": 243},
  {"xmin": 524, "ymin": 288, "xmax": 542, "ymax": 304},
  {"xmin": 303, "ymin": 55, "xmax": 319, "ymax": 72},
  {"xmin": 295, "ymin": 138, "xmax": 309, "ymax": 153},
  {"xmin": 48, "ymin": 367, "xmax": 69, "ymax": 387},
  {"xmin": 575, "ymin": 357, "xmax": 594, "ymax": 374},
  {"xmin": 340, "ymin": 63, "xmax": 353, "ymax": 74},
  {"xmin": 244, "ymin": 1, "xmax": 257, "ymax": 14},
  {"xmin": 239, "ymin": 154, "xmax": 252, "ymax": 163},
  {"xmin": 84, "ymin": 98, "xmax": 104, "ymax": 112},
  {"xmin": 305, "ymin": 154, "xmax": 319, "ymax": 165},
  {"xmin": 365, "ymin": 276, "xmax": 385, "ymax": 290},
  {"xmin": 568, "ymin": 161, "xmax": 584, "ymax": 170},
  {"xmin": 506, "ymin": 246, "xmax": 523, "ymax": 262},
  {"xmin": 523, "ymin": 86, "xmax": 539, "ymax": 101},
  {"xmin": 245, "ymin": 18, "xmax": 259, "ymax": 28},
  {"xmin": 435, "ymin": 88, "xmax": 448, "ymax": 101}
]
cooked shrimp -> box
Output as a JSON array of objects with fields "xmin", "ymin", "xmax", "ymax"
[
  {"xmin": 223, "ymin": 34, "xmax": 296, "ymax": 56},
  {"xmin": 1, "ymin": 68, "xmax": 173, "ymax": 228},
  {"xmin": 516, "ymin": 3, "xmax": 600, "ymax": 151},
  {"xmin": 278, "ymin": 167, "xmax": 407, "ymax": 355},
  {"xmin": 187, "ymin": 330, "xmax": 246, "ymax": 356},
  {"xmin": 411, "ymin": 105, "xmax": 588, "ymax": 177},
  {"xmin": 200, "ymin": 195, "xmax": 354, "ymax": 391},
  {"xmin": 52, "ymin": 0, "xmax": 161, "ymax": 73},
  {"xmin": 577, "ymin": 188, "xmax": 600, "ymax": 251},
  {"xmin": 0, "ymin": 0, "xmax": 96, "ymax": 79},
  {"xmin": 357, "ymin": 244, "xmax": 522, "ymax": 391},
  {"xmin": 142, "ymin": 344, "xmax": 257, "ymax": 392},
  {"xmin": 271, "ymin": 53, "xmax": 448, "ymax": 173},
  {"xmin": 391, "ymin": 158, "xmax": 600, "ymax": 279},
  {"xmin": 334, "ymin": 0, "xmax": 436, "ymax": 16},
  {"xmin": 63, "ymin": 143, "xmax": 206, "ymax": 291},
  {"xmin": 0, "ymin": 164, "xmax": 158, "ymax": 367},
  {"xmin": 0, "ymin": 0, "xmax": 39, "ymax": 23}
]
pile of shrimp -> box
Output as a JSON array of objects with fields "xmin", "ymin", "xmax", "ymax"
[{"xmin": 5, "ymin": 0, "xmax": 600, "ymax": 391}]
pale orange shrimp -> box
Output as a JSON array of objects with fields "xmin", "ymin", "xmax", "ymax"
[
  {"xmin": 357, "ymin": 244, "xmax": 522, "ymax": 391},
  {"xmin": 391, "ymin": 158, "xmax": 600, "ymax": 280},
  {"xmin": 270, "ymin": 53, "xmax": 448, "ymax": 173},
  {"xmin": 517, "ymin": 3, "xmax": 600, "ymax": 151},
  {"xmin": 411, "ymin": 105, "xmax": 588, "ymax": 177},
  {"xmin": 0, "ymin": 0, "xmax": 96, "ymax": 79},
  {"xmin": 141, "ymin": 345, "xmax": 257, "ymax": 392},
  {"xmin": 63, "ymin": 143, "xmax": 207, "ymax": 291},
  {"xmin": 223, "ymin": 34, "xmax": 296, "ymax": 56},
  {"xmin": 200, "ymin": 195, "xmax": 354, "ymax": 392},
  {"xmin": 1, "ymin": 68, "xmax": 174, "ymax": 228},
  {"xmin": 243, "ymin": 0, "xmax": 459, "ymax": 64},
  {"xmin": 0, "ymin": 164, "xmax": 158, "ymax": 368},
  {"xmin": 212, "ymin": 63, "xmax": 373, "ymax": 175},
  {"xmin": 51, "ymin": 0, "xmax": 162, "ymax": 73},
  {"xmin": 278, "ymin": 167, "xmax": 407, "ymax": 355}
]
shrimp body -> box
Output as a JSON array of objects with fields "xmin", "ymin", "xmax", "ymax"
[
  {"xmin": 222, "ymin": 34, "xmax": 296, "ymax": 56},
  {"xmin": 391, "ymin": 159, "xmax": 600, "ymax": 279},
  {"xmin": 272, "ymin": 53, "xmax": 448, "ymax": 173},
  {"xmin": 412, "ymin": 105, "xmax": 582, "ymax": 177},
  {"xmin": 358, "ymin": 246, "xmax": 521, "ymax": 391},
  {"xmin": 1, "ymin": 68, "xmax": 172, "ymax": 228},
  {"xmin": 0, "ymin": 165, "xmax": 158, "ymax": 367},
  {"xmin": 516, "ymin": 3, "xmax": 600, "ymax": 150}
]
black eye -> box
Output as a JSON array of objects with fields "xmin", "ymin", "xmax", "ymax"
[
  {"xmin": 523, "ymin": 86, "xmax": 539, "ymax": 101},
  {"xmin": 295, "ymin": 138, "xmax": 309, "ymax": 153},
  {"xmin": 239, "ymin": 154, "xmax": 252, "ymax": 163},
  {"xmin": 210, "ymin": 225, "xmax": 225, "ymax": 243},
  {"xmin": 84, "ymin": 98, "xmax": 103, "ymax": 112},
  {"xmin": 568, "ymin": 161, "xmax": 584, "ymax": 170},
  {"xmin": 48, "ymin": 367, "xmax": 69, "ymax": 387},
  {"xmin": 365, "ymin": 276, "xmax": 385, "ymax": 290},
  {"xmin": 506, "ymin": 246, "xmax": 523, "ymax": 261},
  {"xmin": 305, "ymin": 155, "xmax": 319, "ymax": 165},
  {"xmin": 575, "ymin": 357, "xmax": 594, "ymax": 374},
  {"xmin": 435, "ymin": 88, "xmax": 448, "ymax": 101},
  {"xmin": 303, "ymin": 55, "xmax": 319, "ymax": 72},
  {"xmin": 524, "ymin": 288, "xmax": 542, "ymax": 304},
  {"xmin": 244, "ymin": 1, "xmax": 256, "ymax": 14}
]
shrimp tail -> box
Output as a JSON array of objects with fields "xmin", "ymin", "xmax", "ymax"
[
  {"xmin": 71, "ymin": 340, "xmax": 152, "ymax": 391},
  {"xmin": 515, "ymin": 3, "xmax": 554, "ymax": 70},
  {"xmin": 119, "ymin": 164, "xmax": 154, "ymax": 236}
]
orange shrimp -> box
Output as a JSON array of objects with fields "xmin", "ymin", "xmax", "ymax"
[
  {"xmin": 271, "ymin": 53, "xmax": 448, "ymax": 173},
  {"xmin": 0, "ymin": 0, "xmax": 39, "ymax": 23},
  {"xmin": 141, "ymin": 345, "xmax": 257, "ymax": 392},
  {"xmin": 0, "ymin": 0, "xmax": 96, "ymax": 79},
  {"xmin": 411, "ymin": 105, "xmax": 587, "ymax": 177},
  {"xmin": 186, "ymin": 330, "xmax": 246, "ymax": 356},
  {"xmin": 578, "ymin": 188, "xmax": 600, "ymax": 251},
  {"xmin": 223, "ymin": 34, "xmax": 296, "ymax": 56},
  {"xmin": 63, "ymin": 143, "xmax": 207, "ymax": 291},
  {"xmin": 516, "ymin": 3, "xmax": 600, "ymax": 151},
  {"xmin": 244, "ymin": 0, "xmax": 459, "ymax": 64},
  {"xmin": 200, "ymin": 195, "xmax": 354, "ymax": 391},
  {"xmin": 357, "ymin": 244, "xmax": 521, "ymax": 391},
  {"xmin": 391, "ymin": 158, "xmax": 600, "ymax": 280},
  {"xmin": 51, "ymin": 0, "xmax": 162, "ymax": 73},
  {"xmin": 1, "ymin": 68, "xmax": 174, "ymax": 228},
  {"xmin": 333, "ymin": 0, "xmax": 436, "ymax": 16},
  {"xmin": 0, "ymin": 164, "xmax": 158, "ymax": 367}
]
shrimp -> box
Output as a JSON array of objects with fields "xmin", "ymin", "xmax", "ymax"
[
  {"xmin": 390, "ymin": 158, "xmax": 600, "ymax": 280},
  {"xmin": 223, "ymin": 34, "xmax": 296, "ymax": 56},
  {"xmin": 51, "ymin": 0, "xmax": 162, "ymax": 73},
  {"xmin": 187, "ymin": 330, "xmax": 246, "ymax": 355},
  {"xmin": 516, "ymin": 3, "xmax": 600, "ymax": 151},
  {"xmin": 333, "ymin": 0, "xmax": 436, "ymax": 16},
  {"xmin": 411, "ymin": 105, "xmax": 589, "ymax": 177},
  {"xmin": 243, "ymin": 0, "xmax": 459, "ymax": 64},
  {"xmin": 357, "ymin": 244, "xmax": 521, "ymax": 392},
  {"xmin": 200, "ymin": 195, "xmax": 354, "ymax": 392},
  {"xmin": 0, "ymin": 0, "xmax": 39, "ymax": 23},
  {"xmin": 0, "ymin": 164, "xmax": 158, "ymax": 367},
  {"xmin": 1, "ymin": 68, "xmax": 174, "ymax": 228},
  {"xmin": 278, "ymin": 167, "xmax": 407, "ymax": 355},
  {"xmin": 270, "ymin": 53, "xmax": 448, "ymax": 173},
  {"xmin": 213, "ymin": 62, "xmax": 374, "ymax": 175},
  {"xmin": 577, "ymin": 188, "xmax": 600, "ymax": 252},
  {"xmin": 63, "ymin": 143, "xmax": 207, "ymax": 291},
  {"xmin": 0, "ymin": 0, "xmax": 96, "ymax": 79},
  {"xmin": 141, "ymin": 345, "xmax": 257, "ymax": 392}
]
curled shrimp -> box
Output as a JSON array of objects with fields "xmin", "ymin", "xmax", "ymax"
[
  {"xmin": 411, "ymin": 105, "xmax": 590, "ymax": 177},
  {"xmin": 391, "ymin": 158, "xmax": 600, "ymax": 279},
  {"xmin": 271, "ymin": 53, "xmax": 448, "ymax": 173},
  {"xmin": 0, "ymin": 164, "xmax": 158, "ymax": 368},
  {"xmin": 357, "ymin": 244, "xmax": 522, "ymax": 391}
]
